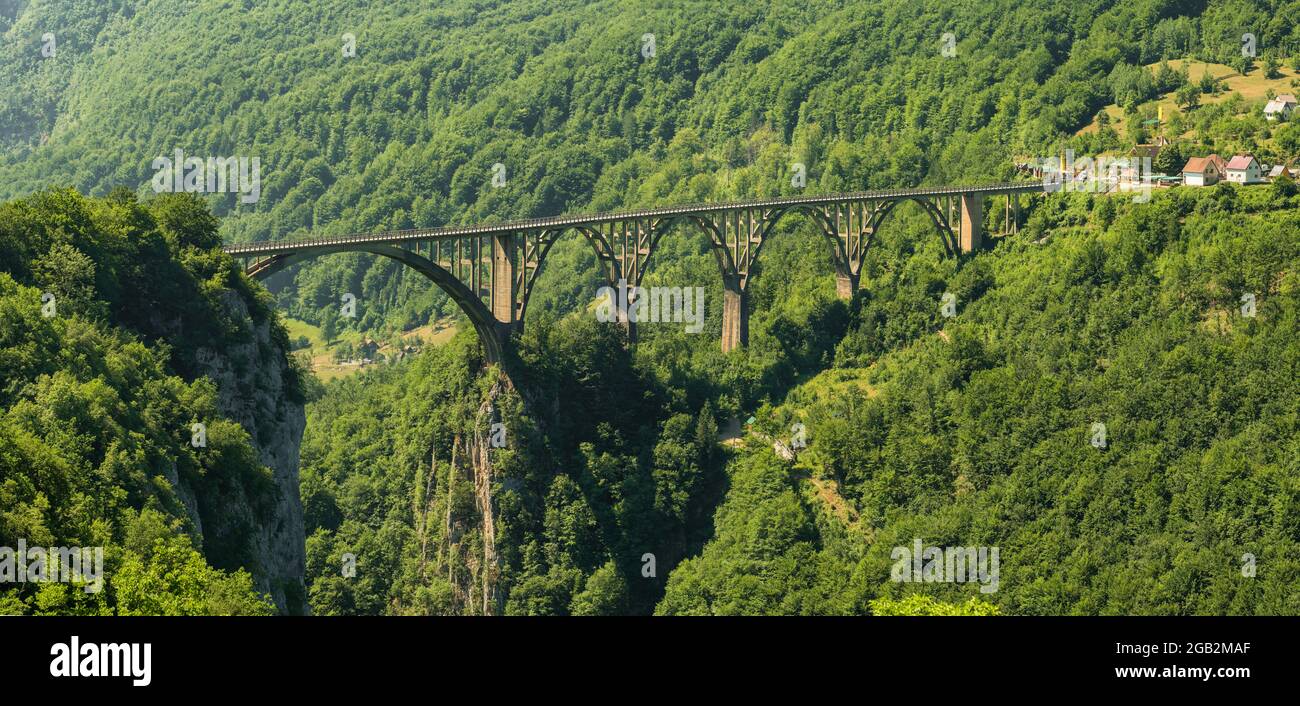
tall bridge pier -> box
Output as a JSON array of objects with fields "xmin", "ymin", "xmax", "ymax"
[
  {"xmin": 227, "ymin": 182, "xmax": 1040, "ymax": 364},
  {"xmin": 959, "ymin": 192, "xmax": 984, "ymax": 254},
  {"xmin": 490, "ymin": 233, "xmax": 517, "ymax": 333},
  {"xmin": 721, "ymin": 277, "xmax": 747, "ymax": 353}
]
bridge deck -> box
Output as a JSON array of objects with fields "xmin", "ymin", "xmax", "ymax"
[{"xmin": 223, "ymin": 181, "xmax": 1044, "ymax": 255}]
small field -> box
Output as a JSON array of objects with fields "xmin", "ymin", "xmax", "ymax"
[
  {"xmin": 285, "ymin": 316, "xmax": 459, "ymax": 382},
  {"xmin": 790, "ymin": 365, "xmax": 879, "ymax": 404},
  {"xmin": 1077, "ymin": 59, "xmax": 1300, "ymax": 137}
]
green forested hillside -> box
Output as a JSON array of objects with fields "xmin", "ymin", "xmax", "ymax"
[
  {"xmin": 6, "ymin": 0, "xmax": 1300, "ymax": 336},
  {"xmin": 659, "ymin": 185, "xmax": 1300, "ymax": 615},
  {"xmin": 2, "ymin": 0, "xmax": 1299, "ymax": 615},
  {"xmin": 294, "ymin": 183, "xmax": 1298, "ymax": 616},
  {"xmin": 0, "ymin": 188, "xmax": 294, "ymax": 614}
]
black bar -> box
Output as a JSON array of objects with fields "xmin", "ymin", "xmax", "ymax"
[{"xmin": 0, "ymin": 616, "xmax": 1289, "ymax": 695}]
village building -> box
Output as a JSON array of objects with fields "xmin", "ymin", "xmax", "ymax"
[
  {"xmin": 1224, "ymin": 155, "xmax": 1264, "ymax": 184},
  {"xmin": 1268, "ymin": 164, "xmax": 1292, "ymax": 180},
  {"xmin": 1264, "ymin": 94, "xmax": 1297, "ymax": 121},
  {"xmin": 1181, "ymin": 154, "xmax": 1226, "ymax": 186},
  {"xmin": 1129, "ymin": 135, "xmax": 1170, "ymax": 161}
]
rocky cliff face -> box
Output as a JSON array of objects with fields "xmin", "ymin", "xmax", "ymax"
[{"xmin": 180, "ymin": 289, "xmax": 307, "ymax": 614}]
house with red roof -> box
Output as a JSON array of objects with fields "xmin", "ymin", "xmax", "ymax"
[
  {"xmin": 1182, "ymin": 154, "xmax": 1226, "ymax": 186},
  {"xmin": 1224, "ymin": 155, "xmax": 1264, "ymax": 184}
]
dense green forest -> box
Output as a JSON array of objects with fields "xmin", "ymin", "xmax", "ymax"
[
  {"xmin": 0, "ymin": 188, "xmax": 292, "ymax": 614},
  {"xmin": 658, "ymin": 185, "xmax": 1299, "ymax": 614},
  {"xmin": 6, "ymin": 0, "xmax": 1300, "ymax": 335},
  {"xmin": 294, "ymin": 184, "xmax": 1298, "ymax": 615},
  {"xmin": 1, "ymin": 0, "xmax": 1298, "ymax": 614}
]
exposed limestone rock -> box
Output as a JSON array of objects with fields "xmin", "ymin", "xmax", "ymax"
[{"xmin": 183, "ymin": 289, "xmax": 307, "ymax": 614}]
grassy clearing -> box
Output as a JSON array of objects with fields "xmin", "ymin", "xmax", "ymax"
[
  {"xmin": 285, "ymin": 316, "xmax": 460, "ymax": 382},
  {"xmin": 1078, "ymin": 59, "xmax": 1300, "ymax": 137}
]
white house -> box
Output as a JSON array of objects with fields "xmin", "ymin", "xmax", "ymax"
[
  {"xmin": 1265, "ymin": 94, "xmax": 1297, "ymax": 121},
  {"xmin": 1225, "ymin": 155, "xmax": 1264, "ymax": 184}
]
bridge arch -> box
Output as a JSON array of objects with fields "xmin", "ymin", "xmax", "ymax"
[
  {"xmin": 649, "ymin": 213, "xmax": 737, "ymax": 284},
  {"xmin": 521, "ymin": 215, "xmax": 731, "ymax": 302},
  {"xmin": 750, "ymin": 203, "xmax": 853, "ymax": 283},
  {"xmin": 866, "ymin": 196, "xmax": 960, "ymax": 258},
  {"xmin": 513, "ymin": 223, "xmax": 641, "ymax": 324},
  {"xmin": 515, "ymin": 228, "xmax": 567, "ymax": 325},
  {"xmin": 246, "ymin": 244, "xmax": 507, "ymax": 365}
]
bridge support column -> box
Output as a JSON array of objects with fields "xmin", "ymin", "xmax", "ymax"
[
  {"xmin": 491, "ymin": 233, "xmax": 517, "ymax": 326},
  {"xmin": 835, "ymin": 270, "xmax": 859, "ymax": 300},
  {"xmin": 959, "ymin": 193, "xmax": 983, "ymax": 253},
  {"xmin": 721, "ymin": 277, "xmax": 748, "ymax": 353},
  {"xmin": 623, "ymin": 284, "xmax": 638, "ymax": 344}
]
